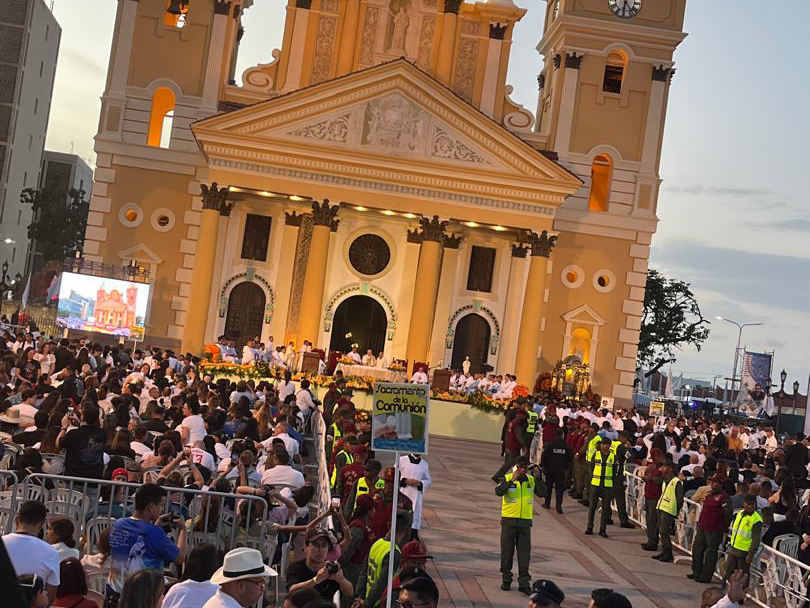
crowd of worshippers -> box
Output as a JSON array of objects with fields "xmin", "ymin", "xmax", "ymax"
[
  {"xmin": 495, "ymin": 398, "xmax": 810, "ymax": 585},
  {"xmin": 0, "ymin": 331, "xmax": 438, "ymax": 608}
]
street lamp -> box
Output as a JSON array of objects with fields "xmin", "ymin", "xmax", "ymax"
[{"xmin": 716, "ymin": 316, "xmax": 764, "ymax": 407}]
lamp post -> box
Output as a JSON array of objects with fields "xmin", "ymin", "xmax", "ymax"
[{"xmin": 716, "ymin": 316, "xmax": 764, "ymax": 407}]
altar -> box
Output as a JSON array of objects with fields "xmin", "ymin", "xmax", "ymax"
[{"xmin": 334, "ymin": 363, "xmax": 406, "ymax": 383}]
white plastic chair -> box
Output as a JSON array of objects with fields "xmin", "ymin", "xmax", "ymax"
[
  {"xmin": 773, "ymin": 534, "xmax": 800, "ymax": 559},
  {"xmin": 87, "ymin": 571, "xmax": 109, "ymax": 595},
  {"xmin": 85, "ymin": 516, "xmax": 116, "ymax": 554}
]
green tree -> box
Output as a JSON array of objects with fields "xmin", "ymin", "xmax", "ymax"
[
  {"xmin": 638, "ymin": 269, "xmax": 710, "ymax": 367},
  {"xmin": 20, "ymin": 187, "xmax": 89, "ymax": 270}
]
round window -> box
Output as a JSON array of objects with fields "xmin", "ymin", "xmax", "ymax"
[
  {"xmin": 348, "ymin": 234, "xmax": 391, "ymax": 276},
  {"xmin": 593, "ymin": 269, "xmax": 616, "ymax": 293},
  {"xmin": 157, "ymin": 215, "xmax": 170, "ymax": 227},
  {"xmin": 561, "ymin": 265, "xmax": 585, "ymax": 289},
  {"xmin": 150, "ymin": 207, "xmax": 176, "ymax": 233},
  {"xmin": 119, "ymin": 203, "xmax": 144, "ymax": 228}
]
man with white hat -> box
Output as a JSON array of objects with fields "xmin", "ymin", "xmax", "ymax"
[{"xmin": 203, "ymin": 547, "xmax": 276, "ymax": 608}]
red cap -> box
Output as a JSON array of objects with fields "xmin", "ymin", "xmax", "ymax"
[
  {"xmin": 111, "ymin": 468, "xmax": 128, "ymax": 480},
  {"xmin": 402, "ymin": 541, "xmax": 433, "ymax": 559}
]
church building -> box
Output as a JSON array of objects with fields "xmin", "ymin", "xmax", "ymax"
[{"xmin": 83, "ymin": 0, "xmax": 686, "ymax": 405}]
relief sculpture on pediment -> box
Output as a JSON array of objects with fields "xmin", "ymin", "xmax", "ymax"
[{"xmin": 361, "ymin": 93, "xmax": 426, "ymax": 156}]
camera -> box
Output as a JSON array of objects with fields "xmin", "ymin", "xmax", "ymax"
[{"xmin": 325, "ymin": 562, "xmax": 339, "ymax": 574}]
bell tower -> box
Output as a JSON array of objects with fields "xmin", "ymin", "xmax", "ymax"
[
  {"xmin": 83, "ymin": 0, "xmax": 244, "ymax": 348},
  {"xmin": 535, "ymin": 0, "xmax": 688, "ymax": 404}
]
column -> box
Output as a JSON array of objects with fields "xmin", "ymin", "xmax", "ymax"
[
  {"xmin": 552, "ymin": 52, "xmax": 582, "ymax": 157},
  {"xmin": 283, "ymin": 1, "xmax": 313, "ymax": 91},
  {"xmin": 405, "ymin": 216, "xmax": 456, "ymax": 371},
  {"xmin": 181, "ymin": 183, "xmax": 228, "ymax": 355},
  {"xmin": 201, "ymin": 1, "xmax": 232, "ymax": 112},
  {"xmin": 435, "ymin": 0, "xmax": 462, "ymax": 86},
  {"xmin": 479, "ymin": 23, "xmax": 506, "ymax": 118},
  {"xmin": 497, "ymin": 244, "xmax": 530, "ymax": 373},
  {"xmin": 428, "ymin": 235, "xmax": 461, "ymax": 366},
  {"xmin": 297, "ymin": 200, "xmax": 339, "ymax": 347},
  {"xmin": 514, "ymin": 231, "xmax": 556, "ymax": 387},
  {"xmin": 336, "ymin": 0, "xmax": 360, "ymax": 75},
  {"xmin": 272, "ymin": 211, "xmax": 303, "ymax": 342},
  {"xmin": 635, "ymin": 66, "xmax": 671, "ymax": 214}
]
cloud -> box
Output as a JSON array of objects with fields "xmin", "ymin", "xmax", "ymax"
[
  {"xmin": 651, "ymin": 240, "xmax": 810, "ymax": 313},
  {"xmin": 759, "ymin": 218, "xmax": 810, "ymax": 233},
  {"xmin": 662, "ymin": 184, "xmax": 776, "ymax": 198}
]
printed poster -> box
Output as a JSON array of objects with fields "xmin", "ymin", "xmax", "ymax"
[
  {"xmin": 372, "ymin": 382, "xmax": 429, "ymax": 454},
  {"xmin": 600, "ymin": 396, "xmax": 615, "ymax": 411},
  {"xmin": 649, "ymin": 401, "xmax": 665, "ymax": 417}
]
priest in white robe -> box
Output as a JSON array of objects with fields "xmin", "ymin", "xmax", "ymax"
[{"xmin": 399, "ymin": 453, "xmax": 431, "ymax": 540}]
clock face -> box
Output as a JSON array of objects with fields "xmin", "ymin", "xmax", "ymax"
[{"xmin": 608, "ymin": 0, "xmax": 642, "ymax": 18}]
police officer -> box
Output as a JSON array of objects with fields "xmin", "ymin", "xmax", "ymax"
[
  {"xmin": 654, "ymin": 465, "xmax": 683, "ymax": 562},
  {"xmin": 580, "ymin": 424, "xmax": 602, "ymax": 507},
  {"xmin": 525, "ymin": 400, "xmax": 540, "ymax": 461},
  {"xmin": 541, "ymin": 427, "xmax": 572, "ymax": 513},
  {"xmin": 495, "ymin": 456, "xmax": 544, "ymax": 594},
  {"xmin": 528, "ymin": 579, "xmax": 565, "ymax": 608},
  {"xmin": 722, "ymin": 494, "xmax": 762, "ymax": 584},
  {"xmin": 586, "ymin": 438, "xmax": 615, "ymax": 537}
]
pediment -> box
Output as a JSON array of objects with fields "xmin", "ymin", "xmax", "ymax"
[
  {"xmin": 193, "ymin": 60, "xmax": 581, "ymax": 210},
  {"xmin": 562, "ymin": 305, "xmax": 606, "ymax": 326}
]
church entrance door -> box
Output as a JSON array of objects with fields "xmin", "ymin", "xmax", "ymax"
[
  {"xmin": 328, "ymin": 295, "xmax": 387, "ymax": 357},
  {"xmin": 450, "ymin": 313, "xmax": 490, "ymax": 374},
  {"xmin": 224, "ymin": 282, "xmax": 265, "ymax": 347}
]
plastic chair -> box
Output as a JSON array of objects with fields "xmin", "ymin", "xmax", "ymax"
[
  {"xmin": 51, "ymin": 488, "xmax": 89, "ymax": 515},
  {"xmin": 87, "ymin": 571, "xmax": 109, "ymax": 595},
  {"xmin": 85, "ymin": 516, "xmax": 116, "ymax": 554},
  {"xmin": 773, "ymin": 534, "xmax": 800, "ymax": 559}
]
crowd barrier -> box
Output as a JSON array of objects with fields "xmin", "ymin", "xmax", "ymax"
[{"xmin": 623, "ymin": 469, "xmax": 810, "ymax": 608}]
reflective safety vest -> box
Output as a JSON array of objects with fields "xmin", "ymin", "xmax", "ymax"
[
  {"xmin": 354, "ymin": 476, "xmax": 385, "ymax": 510},
  {"xmin": 657, "ymin": 477, "xmax": 681, "ymax": 516},
  {"xmin": 330, "ymin": 450, "xmax": 353, "ymax": 488},
  {"xmin": 526, "ymin": 411, "xmax": 539, "ymax": 435},
  {"xmin": 330, "ymin": 423, "xmax": 342, "ymax": 441},
  {"xmin": 590, "ymin": 451, "xmax": 615, "ymax": 488},
  {"xmin": 501, "ymin": 472, "xmax": 535, "ymax": 519},
  {"xmin": 610, "ymin": 440, "xmax": 621, "ymax": 454},
  {"xmin": 366, "ymin": 538, "xmax": 400, "ymax": 603},
  {"xmin": 586, "ymin": 435, "xmax": 601, "ymax": 463},
  {"xmin": 730, "ymin": 510, "xmax": 763, "ymax": 553}
]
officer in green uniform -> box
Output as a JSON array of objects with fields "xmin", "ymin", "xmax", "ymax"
[
  {"xmin": 586, "ymin": 438, "xmax": 614, "ymax": 537},
  {"xmin": 525, "ymin": 403, "xmax": 540, "ymax": 461},
  {"xmin": 723, "ymin": 494, "xmax": 763, "ymax": 584},
  {"xmin": 580, "ymin": 425, "xmax": 602, "ymax": 507},
  {"xmin": 495, "ymin": 455, "xmax": 544, "ymax": 594},
  {"xmin": 330, "ymin": 436, "xmax": 356, "ymax": 491},
  {"xmin": 654, "ymin": 465, "xmax": 683, "ymax": 562},
  {"xmin": 356, "ymin": 512, "xmax": 412, "ymax": 607}
]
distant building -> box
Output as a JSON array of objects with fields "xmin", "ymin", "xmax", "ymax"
[
  {"xmin": 31, "ymin": 151, "xmax": 93, "ymax": 271},
  {"xmin": 0, "ymin": 0, "xmax": 61, "ymax": 275},
  {"xmin": 94, "ymin": 285, "xmax": 137, "ymax": 329}
]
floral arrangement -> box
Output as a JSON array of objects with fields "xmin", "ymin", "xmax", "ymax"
[
  {"xmin": 338, "ymin": 356, "xmax": 355, "ymax": 365},
  {"xmin": 512, "ymin": 384, "xmax": 530, "ymax": 398},
  {"xmin": 203, "ymin": 344, "xmax": 221, "ymax": 363},
  {"xmin": 387, "ymin": 362, "xmax": 405, "ymax": 372},
  {"xmin": 430, "ymin": 388, "xmax": 515, "ymax": 414}
]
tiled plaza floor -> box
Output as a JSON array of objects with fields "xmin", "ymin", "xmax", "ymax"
[{"xmin": 419, "ymin": 435, "xmax": 706, "ymax": 608}]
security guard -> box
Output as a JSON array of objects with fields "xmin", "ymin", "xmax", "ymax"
[
  {"xmin": 348, "ymin": 459, "xmax": 384, "ymax": 513},
  {"xmin": 580, "ymin": 425, "xmax": 602, "ymax": 507},
  {"xmin": 610, "ymin": 433, "xmax": 635, "ymax": 529},
  {"xmin": 722, "ymin": 494, "xmax": 762, "ymax": 583},
  {"xmin": 357, "ymin": 512, "xmax": 412, "ymax": 607},
  {"xmin": 540, "ymin": 427, "xmax": 572, "ymax": 513},
  {"xmin": 654, "ymin": 465, "xmax": 683, "ymax": 562},
  {"xmin": 525, "ymin": 401, "xmax": 540, "ymax": 461},
  {"xmin": 330, "ymin": 435, "xmax": 356, "ymax": 490},
  {"xmin": 586, "ymin": 438, "xmax": 614, "ymax": 537},
  {"xmin": 495, "ymin": 456, "xmax": 544, "ymax": 594}
]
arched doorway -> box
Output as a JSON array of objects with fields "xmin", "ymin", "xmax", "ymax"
[
  {"xmin": 224, "ymin": 282, "xmax": 265, "ymax": 346},
  {"xmin": 328, "ymin": 295, "xmax": 387, "ymax": 356},
  {"xmin": 451, "ymin": 313, "xmax": 491, "ymax": 374}
]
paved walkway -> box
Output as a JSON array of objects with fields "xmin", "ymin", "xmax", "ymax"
[{"xmin": 419, "ymin": 435, "xmax": 707, "ymax": 608}]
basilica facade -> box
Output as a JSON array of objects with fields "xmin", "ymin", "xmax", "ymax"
[{"xmin": 83, "ymin": 0, "xmax": 686, "ymax": 405}]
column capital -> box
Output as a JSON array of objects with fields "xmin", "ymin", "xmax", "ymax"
[
  {"xmin": 511, "ymin": 244, "xmax": 529, "ymax": 258},
  {"xmin": 523, "ymin": 230, "xmax": 557, "ymax": 257},
  {"xmin": 537, "ymin": 73, "xmax": 545, "ymax": 90},
  {"xmin": 213, "ymin": 0, "xmax": 231, "ymax": 15},
  {"xmin": 311, "ymin": 199, "xmax": 340, "ymax": 229},
  {"xmin": 565, "ymin": 52, "xmax": 583, "ymax": 69},
  {"xmin": 443, "ymin": 233, "xmax": 462, "ymax": 249},
  {"xmin": 489, "ymin": 22, "xmax": 507, "ymax": 40},
  {"xmin": 407, "ymin": 215, "xmax": 448, "ymax": 243},
  {"xmin": 652, "ymin": 65, "xmax": 670, "ymax": 82},
  {"xmin": 285, "ymin": 211, "xmax": 304, "ymax": 226},
  {"xmin": 552, "ymin": 54, "xmax": 561, "ymax": 70},
  {"xmin": 200, "ymin": 182, "xmax": 229, "ymax": 212}
]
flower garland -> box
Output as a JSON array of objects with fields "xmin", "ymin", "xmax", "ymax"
[{"xmin": 430, "ymin": 388, "xmax": 514, "ymax": 414}]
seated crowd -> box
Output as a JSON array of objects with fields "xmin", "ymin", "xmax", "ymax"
[{"xmin": 0, "ymin": 330, "xmax": 438, "ymax": 608}]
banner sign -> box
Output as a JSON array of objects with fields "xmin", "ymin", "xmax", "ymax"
[
  {"xmin": 740, "ymin": 351, "xmax": 772, "ymax": 394},
  {"xmin": 649, "ymin": 401, "xmax": 665, "ymax": 417},
  {"xmin": 372, "ymin": 382, "xmax": 429, "ymax": 454},
  {"xmin": 600, "ymin": 396, "xmax": 615, "ymax": 411}
]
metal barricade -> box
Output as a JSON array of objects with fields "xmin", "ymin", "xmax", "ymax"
[{"xmin": 22, "ymin": 473, "xmax": 273, "ymax": 555}]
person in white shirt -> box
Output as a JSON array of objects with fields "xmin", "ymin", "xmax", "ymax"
[
  {"xmin": 347, "ymin": 347, "xmax": 362, "ymax": 365},
  {"xmin": 361, "ymin": 349, "xmax": 376, "ymax": 367},
  {"xmin": 286, "ymin": 341, "xmax": 297, "ymax": 371},
  {"xmin": 162, "ymin": 544, "xmax": 220, "ymax": 608},
  {"xmin": 295, "ymin": 379, "xmax": 318, "ymax": 418},
  {"xmin": 202, "ymin": 547, "xmax": 275, "ymax": 608},
  {"xmin": 264, "ymin": 336, "xmax": 275, "ymax": 359},
  {"xmin": 260, "ymin": 450, "xmax": 305, "ymax": 489},
  {"xmin": 258, "ymin": 422, "xmax": 300, "ymax": 463},
  {"xmin": 375, "ymin": 351, "xmax": 388, "ymax": 369},
  {"xmin": 180, "ymin": 400, "xmax": 207, "ymax": 444},
  {"xmin": 189, "ymin": 440, "xmax": 216, "ymax": 472},
  {"xmin": 241, "ymin": 340, "xmax": 257, "ymax": 366},
  {"xmin": 277, "ymin": 371, "xmax": 296, "ymax": 402},
  {"xmin": 2, "ymin": 500, "xmax": 60, "ymax": 603},
  {"xmin": 270, "ymin": 347, "xmax": 287, "ymax": 369},
  {"xmin": 410, "ymin": 366, "xmax": 428, "ymax": 384},
  {"xmin": 764, "ymin": 429, "xmax": 778, "ymax": 454},
  {"xmin": 462, "ymin": 356, "xmax": 471, "ymax": 375},
  {"xmin": 33, "ymin": 343, "xmax": 55, "ymax": 376}
]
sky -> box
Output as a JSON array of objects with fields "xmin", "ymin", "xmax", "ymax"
[{"xmin": 44, "ymin": 0, "xmax": 810, "ymax": 389}]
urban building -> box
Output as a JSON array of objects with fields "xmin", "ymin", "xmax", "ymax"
[
  {"xmin": 83, "ymin": 0, "xmax": 686, "ymax": 406},
  {"xmin": 0, "ymin": 0, "xmax": 61, "ymax": 275}
]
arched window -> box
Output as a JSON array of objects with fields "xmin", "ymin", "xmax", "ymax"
[
  {"xmin": 602, "ymin": 51, "xmax": 626, "ymax": 94},
  {"xmin": 164, "ymin": 0, "xmax": 189, "ymax": 28},
  {"xmin": 147, "ymin": 87, "xmax": 176, "ymax": 148},
  {"xmin": 587, "ymin": 154, "xmax": 612, "ymax": 212}
]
